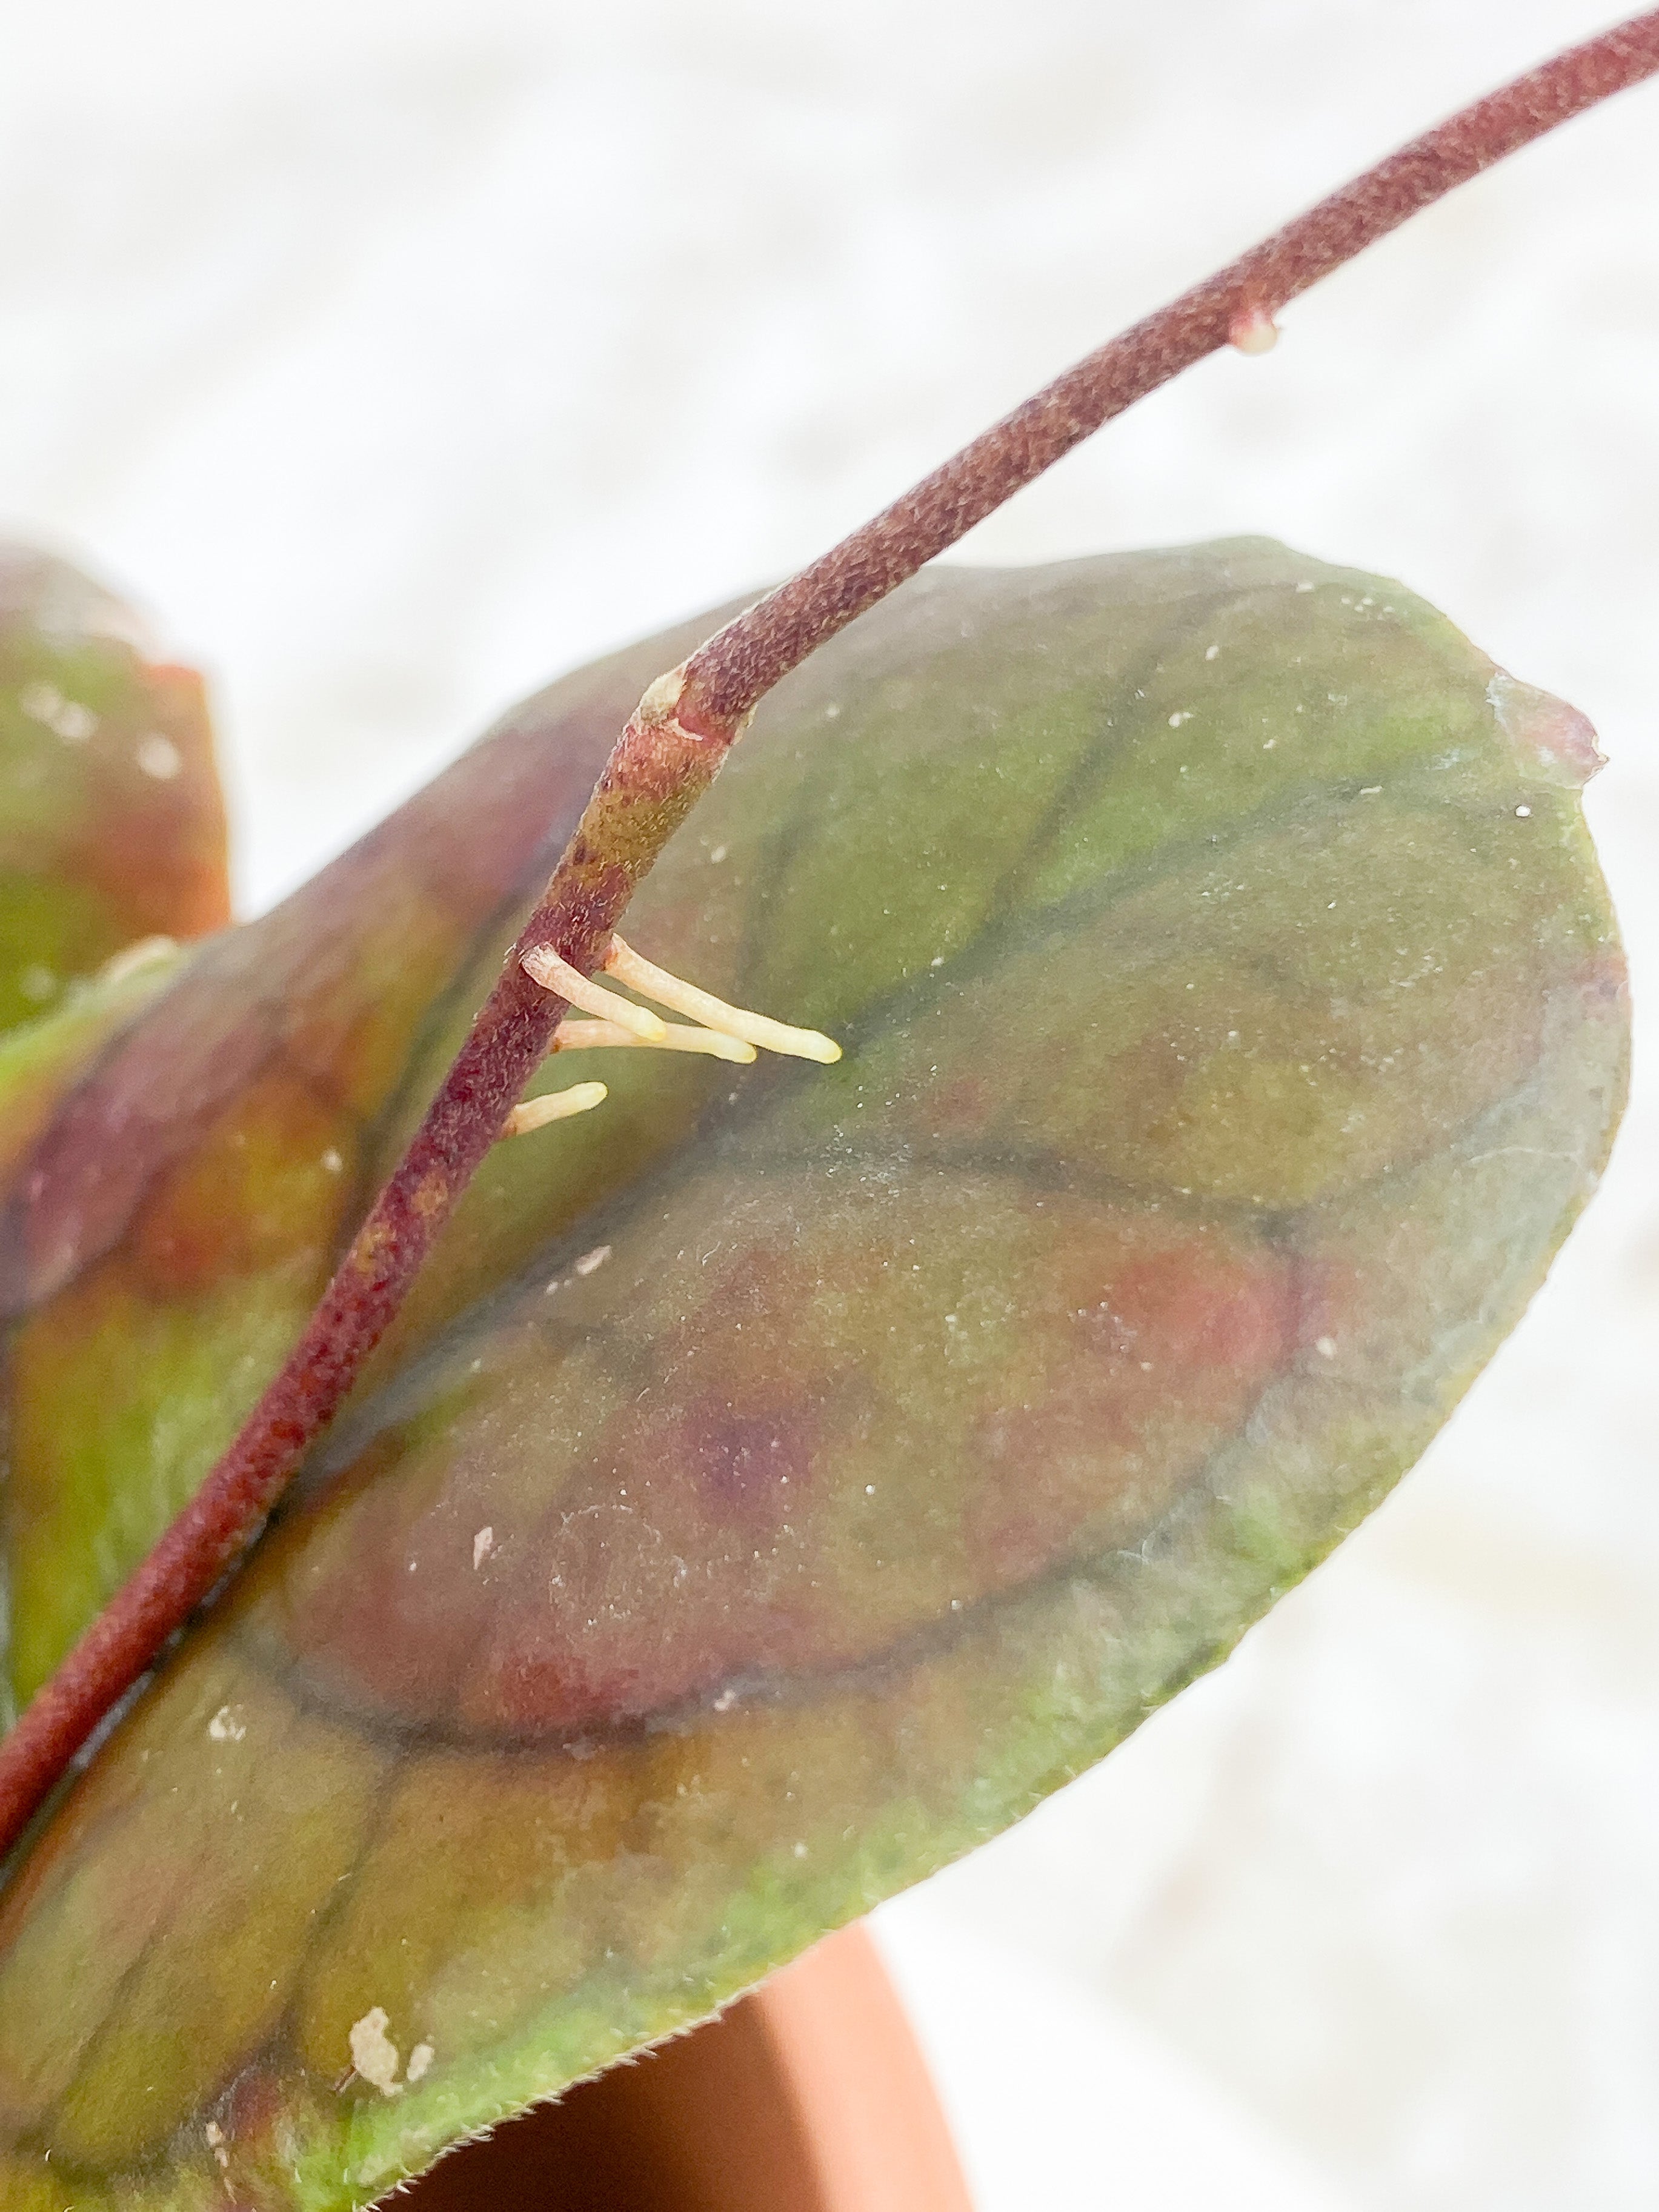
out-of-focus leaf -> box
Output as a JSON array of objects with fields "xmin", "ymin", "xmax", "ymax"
[
  {"xmin": 0, "ymin": 596, "xmax": 734, "ymax": 1710},
  {"xmin": 0, "ymin": 543, "xmax": 1626, "ymax": 2210},
  {"xmin": 0, "ymin": 547, "xmax": 228, "ymax": 1038}
]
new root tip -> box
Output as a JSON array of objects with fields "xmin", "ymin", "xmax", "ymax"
[
  {"xmin": 520, "ymin": 943, "xmax": 668, "ymax": 1041},
  {"xmin": 503, "ymin": 1081, "xmax": 608, "ymax": 1137},
  {"xmin": 553, "ymin": 1018, "xmax": 757, "ymax": 1063},
  {"xmin": 1229, "ymin": 306, "xmax": 1279, "ymax": 355},
  {"xmin": 98, "ymin": 934, "xmax": 179, "ymax": 986},
  {"xmin": 604, "ymin": 935, "xmax": 842, "ymax": 1063}
]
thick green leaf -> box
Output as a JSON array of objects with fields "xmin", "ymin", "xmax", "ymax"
[
  {"xmin": 0, "ymin": 543, "xmax": 1626, "ymax": 2209},
  {"xmin": 0, "ymin": 547, "xmax": 228, "ymax": 1040}
]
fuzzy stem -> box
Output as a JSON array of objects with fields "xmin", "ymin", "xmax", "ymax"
[
  {"xmin": 676, "ymin": 8, "xmax": 1659, "ymax": 733},
  {"xmin": 2, "ymin": 9, "xmax": 1657, "ymax": 1862}
]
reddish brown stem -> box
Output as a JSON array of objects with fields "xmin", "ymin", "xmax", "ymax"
[
  {"xmin": 677, "ymin": 8, "xmax": 1659, "ymax": 734},
  {"xmin": 3, "ymin": 10, "xmax": 1657, "ymax": 1862}
]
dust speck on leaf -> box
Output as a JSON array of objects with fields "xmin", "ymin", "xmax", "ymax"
[
  {"xmin": 207, "ymin": 1705, "xmax": 247, "ymax": 1742},
  {"xmin": 473, "ymin": 1526, "xmax": 494, "ymax": 1570},
  {"xmin": 575, "ymin": 1245, "xmax": 612, "ymax": 1277},
  {"xmin": 18, "ymin": 680, "xmax": 61, "ymax": 723},
  {"xmin": 348, "ymin": 2007, "xmax": 404, "ymax": 2097},
  {"xmin": 136, "ymin": 732, "xmax": 183, "ymax": 780},
  {"xmin": 20, "ymin": 680, "xmax": 96, "ymax": 740},
  {"xmin": 407, "ymin": 2042, "xmax": 435, "ymax": 2084}
]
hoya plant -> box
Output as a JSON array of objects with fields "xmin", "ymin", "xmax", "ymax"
[{"xmin": 0, "ymin": 13, "xmax": 1651, "ymax": 2208}]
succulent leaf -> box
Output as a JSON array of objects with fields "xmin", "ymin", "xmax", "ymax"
[
  {"xmin": 0, "ymin": 542, "xmax": 1627, "ymax": 2208},
  {"xmin": 0, "ymin": 595, "xmax": 728, "ymax": 1707},
  {"xmin": 0, "ymin": 547, "xmax": 227, "ymax": 1040}
]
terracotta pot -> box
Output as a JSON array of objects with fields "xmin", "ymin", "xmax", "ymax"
[{"xmin": 393, "ymin": 1922, "xmax": 971, "ymax": 2212}]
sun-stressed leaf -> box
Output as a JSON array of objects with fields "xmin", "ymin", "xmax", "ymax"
[
  {"xmin": 0, "ymin": 543, "xmax": 1626, "ymax": 2209},
  {"xmin": 0, "ymin": 546, "xmax": 228, "ymax": 1040}
]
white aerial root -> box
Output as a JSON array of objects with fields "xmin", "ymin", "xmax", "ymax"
[
  {"xmin": 510, "ymin": 929, "xmax": 839, "ymax": 1137},
  {"xmin": 519, "ymin": 943, "xmax": 668, "ymax": 1041},
  {"xmin": 600, "ymin": 934, "xmax": 842, "ymax": 1063},
  {"xmin": 502, "ymin": 1080, "xmax": 608, "ymax": 1138},
  {"xmin": 551, "ymin": 1018, "xmax": 756, "ymax": 1063}
]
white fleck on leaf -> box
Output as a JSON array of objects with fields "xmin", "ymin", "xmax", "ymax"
[
  {"xmin": 348, "ymin": 2007, "xmax": 404, "ymax": 2097},
  {"xmin": 19, "ymin": 680, "xmax": 62, "ymax": 723},
  {"xmin": 574, "ymin": 1244, "xmax": 611, "ymax": 1277},
  {"xmin": 136, "ymin": 732, "xmax": 183, "ymax": 780},
  {"xmin": 18, "ymin": 682, "xmax": 96, "ymax": 740},
  {"xmin": 473, "ymin": 1526, "xmax": 494, "ymax": 1570},
  {"xmin": 207, "ymin": 1705, "xmax": 247, "ymax": 1742},
  {"xmin": 406, "ymin": 2042, "xmax": 435, "ymax": 2085}
]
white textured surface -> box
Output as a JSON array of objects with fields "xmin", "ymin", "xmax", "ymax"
[{"xmin": 4, "ymin": 4, "xmax": 1657, "ymax": 2205}]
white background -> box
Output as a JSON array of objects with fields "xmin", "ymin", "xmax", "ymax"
[{"xmin": 3, "ymin": 4, "xmax": 1657, "ymax": 2206}]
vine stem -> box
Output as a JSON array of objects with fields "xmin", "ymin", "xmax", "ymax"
[{"xmin": 3, "ymin": 8, "xmax": 1657, "ymax": 1861}]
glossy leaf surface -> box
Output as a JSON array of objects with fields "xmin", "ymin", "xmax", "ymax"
[
  {"xmin": 0, "ymin": 546, "xmax": 228, "ymax": 1040},
  {"xmin": 0, "ymin": 543, "xmax": 1627, "ymax": 2209}
]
